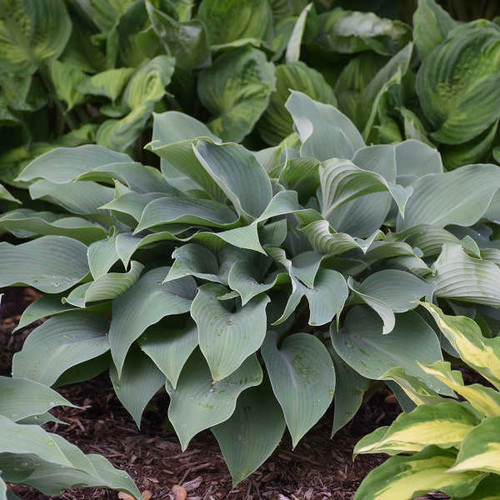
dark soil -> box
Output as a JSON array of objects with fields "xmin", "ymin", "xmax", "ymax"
[{"xmin": 0, "ymin": 287, "xmax": 408, "ymax": 500}]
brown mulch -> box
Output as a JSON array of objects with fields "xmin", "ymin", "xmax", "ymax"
[{"xmin": 0, "ymin": 287, "xmax": 422, "ymax": 500}]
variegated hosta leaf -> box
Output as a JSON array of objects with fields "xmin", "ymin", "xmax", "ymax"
[
  {"xmin": 258, "ymin": 62, "xmax": 336, "ymax": 145},
  {"xmin": 433, "ymin": 244, "xmax": 500, "ymax": 307},
  {"xmin": 198, "ymin": 47, "xmax": 276, "ymax": 142},
  {"xmin": 451, "ymin": 417, "xmax": 500, "ymax": 475},
  {"xmin": 262, "ymin": 331, "xmax": 335, "ymax": 447},
  {"xmin": 48, "ymin": 60, "xmax": 87, "ymax": 110},
  {"xmin": 166, "ymin": 350, "xmax": 263, "ymax": 450},
  {"xmin": 12, "ymin": 312, "xmax": 109, "ymax": 387},
  {"xmin": 77, "ymin": 68, "xmax": 135, "ymax": 102},
  {"xmin": 109, "ymin": 267, "xmax": 196, "ymax": 376},
  {"xmin": 0, "ymin": 236, "xmax": 88, "ymax": 293},
  {"xmin": 0, "ymin": 0, "xmax": 71, "ymax": 74},
  {"xmin": 191, "ymin": 283, "xmax": 269, "ymax": 381},
  {"xmin": 212, "ymin": 381, "xmax": 285, "ymax": 486},
  {"xmin": 416, "ymin": 22, "xmax": 500, "ymax": 145},
  {"xmin": 354, "ymin": 446, "xmax": 484, "ymax": 500},
  {"xmin": 355, "ymin": 401, "xmax": 479, "ymax": 456},
  {"xmin": 285, "ymin": 90, "xmax": 365, "ymax": 161},
  {"xmin": 421, "ymin": 303, "xmax": 500, "ymax": 390},
  {"xmin": 331, "ymin": 306, "xmax": 446, "ymax": 393}
]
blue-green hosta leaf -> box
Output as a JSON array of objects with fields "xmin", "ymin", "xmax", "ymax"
[
  {"xmin": 329, "ymin": 348, "xmax": 369, "ymax": 437},
  {"xmin": 416, "ymin": 22, "xmax": 500, "ymax": 144},
  {"xmin": 285, "ymin": 91, "xmax": 365, "ymax": 161},
  {"xmin": 0, "ymin": 0, "xmax": 71, "ymax": 74},
  {"xmin": 48, "ymin": 60, "xmax": 87, "ymax": 110},
  {"xmin": 17, "ymin": 145, "xmax": 132, "ymax": 184},
  {"xmin": 198, "ymin": 0, "xmax": 272, "ymax": 46},
  {"xmin": 0, "ymin": 377, "xmax": 74, "ymax": 422},
  {"xmin": 398, "ymin": 164, "xmax": 500, "ymax": 231},
  {"xmin": 146, "ymin": 1, "xmax": 210, "ymax": 70},
  {"xmin": 285, "ymin": 3, "xmax": 312, "ymax": 63},
  {"xmin": 0, "ymin": 209, "xmax": 106, "ymax": 244},
  {"xmin": 109, "ymin": 267, "xmax": 196, "ymax": 376},
  {"xmin": 433, "ymin": 244, "xmax": 500, "ymax": 307},
  {"xmin": 198, "ymin": 47, "xmax": 276, "ymax": 142},
  {"xmin": 275, "ymin": 269, "xmax": 348, "ymax": 326},
  {"xmin": 191, "ymin": 283, "xmax": 269, "ymax": 381},
  {"xmin": 451, "ymin": 417, "xmax": 500, "ymax": 474},
  {"xmin": 102, "ymin": 192, "xmax": 168, "ymax": 223},
  {"xmin": 413, "ymin": 0, "xmax": 457, "ymax": 59},
  {"xmin": 194, "ymin": 140, "xmax": 273, "ymax": 219},
  {"xmin": 29, "ymin": 179, "xmax": 115, "ymax": 215},
  {"xmin": 165, "ymin": 244, "xmax": 222, "ymax": 283},
  {"xmin": 212, "ymin": 381, "xmax": 286, "ymax": 485},
  {"xmin": 77, "ymin": 68, "xmax": 135, "ymax": 102},
  {"xmin": 110, "ymin": 346, "xmax": 165, "ymax": 428},
  {"xmin": 278, "ymin": 157, "xmax": 320, "ymax": 202},
  {"xmin": 0, "ymin": 236, "xmax": 88, "ymax": 293},
  {"xmin": 166, "ymin": 350, "xmax": 263, "ymax": 450},
  {"xmin": 87, "ymin": 234, "xmax": 119, "ymax": 280},
  {"xmin": 310, "ymin": 8, "xmax": 411, "ymax": 57},
  {"xmin": 355, "ymin": 401, "xmax": 479, "ymax": 457},
  {"xmin": 138, "ymin": 317, "xmax": 198, "ymax": 389},
  {"xmin": 13, "ymin": 312, "xmax": 109, "ymax": 386},
  {"xmin": 394, "ymin": 224, "xmax": 460, "ymax": 257},
  {"xmin": 0, "ymin": 184, "xmax": 20, "ymax": 204},
  {"xmin": 262, "ymin": 331, "xmax": 335, "ymax": 447},
  {"xmin": 332, "ymin": 306, "xmax": 446, "ymax": 393},
  {"xmin": 258, "ymin": 62, "xmax": 336, "ymax": 145},
  {"xmin": 14, "ymin": 294, "xmax": 76, "ymax": 333},
  {"xmin": 135, "ymin": 196, "xmax": 238, "ymax": 232},
  {"xmin": 394, "ymin": 139, "xmax": 443, "ymax": 186}
]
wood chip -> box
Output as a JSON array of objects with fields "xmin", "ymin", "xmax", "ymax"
[
  {"xmin": 141, "ymin": 490, "xmax": 153, "ymax": 500},
  {"xmin": 172, "ymin": 485, "xmax": 187, "ymax": 500}
]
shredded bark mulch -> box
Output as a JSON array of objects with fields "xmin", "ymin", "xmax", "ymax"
[{"xmin": 1, "ymin": 288, "xmax": 444, "ymax": 500}]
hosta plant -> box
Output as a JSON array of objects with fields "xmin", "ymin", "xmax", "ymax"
[
  {"xmin": 2, "ymin": 92, "xmax": 500, "ymax": 483},
  {"xmin": 0, "ymin": 375, "xmax": 140, "ymax": 499},
  {"xmin": 354, "ymin": 304, "xmax": 500, "ymax": 500}
]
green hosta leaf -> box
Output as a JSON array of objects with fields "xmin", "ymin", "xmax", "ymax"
[
  {"xmin": 13, "ymin": 312, "xmax": 109, "ymax": 386},
  {"xmin": 262, "ymin": 331, "xmax": 335, "ymax": 447},
  {"xmin": 451, "ymin": 417, "xmax": 500, "ymax": 474},
  {"xmin": 0, "ymin": 236, "xmax": 88, "ymax": 293},
  {"xmin": 286, "ymin": 91, "xmax": 365, "ymax": 161},
  {"xmin": 191, "ymin": 283, "xmax": 269, "ymax": 381},
  {"xmin": 311, "ymin": 9, "xmax": 411, "ymax": 57},
  {"xmin": 275, "ymin": 269, "xmax": 348, "ymax": 327},
  {"xmin": 138, "ymin": 317, "xmax": 198, "ymax": 389},
  {"xmin": 330, "ymin": 348, "xmax": 369, "ymax": 437},
  {"xmin": 146, "ymin": 1, "xmax": 210, "ymax": 70},
  {"xmin": 48, "ymin": 60, "xmax": 87, "ymax": 110},
  {"xmin": 416, "ymin": 22, "xmax": 500, "ymax": 144},
  {"xmin": 0, "ymin": 0, "xmax": 71, "ymax": 74},
  {"xmin": 166, "ymin": 350, "xmax": 263, "ymax": 450},
  {"xmin": 198, "ymin": 47, "xmax": 276, "ymax": 142},
  {"xmin": 332, "ymin": 306, "xmax": 445, "ymax": 393},
  {"xmin": 109, "ymin": 267, "xmax": 196, "ymax": 376},
  {"xmin": 77, "ymin": 68, "xmax": 135, "ymax": 102},
  {"xmin": 14, "ymin": 294, "xmax": 76, "ymax": 332},
  {"xmin": 198, "ymin": 0, "xmax": 272, "ymax": 46},
  {"xmin": 398, "ymin": 164, "xmax": 500, "ymax": 231},
  {"xmin": 433, "ymin": 244, "xmax": 500, "ymax": 308},
  {"xmin": 413, "ymin": 0, "xmax": 457, "ymax": 60},
  {"xmin": 459, "ymin": 476, "xmax": 500, "ymax": 500},
  {"xmin": 355, "ymin": 401, "xmax": 479, "ymax": 456},
  {"xmin": 194, "ymin": 140, "xmax": 273, "ymax": 219},
  {"xmin": 0, "ymin": 377, "xmax": 74, "ymax": 422},
  {"xmin": 17, "ymin": 145, "xmax": 132, "ymax": 184},
  {"xmin": 421, "ymin": 303, "xmax": 500, "ymax": 390},
  {"xmin": 0, "ymin": 209, "xmax": 107, "ymax": 244},
  {"xmin": 354, "ymin": 446, "xmax": 484, "ymax": 500},
  {"xmin": 213, "ymin": 381, "xmax": 286, "ymax": 485},
  {"xmin": 258, "ymin": 62, "xmax": 336, "ymax": 145},
  {"xmin": 110, "ymin": 346, "xmax": 165, "ymax": 428}
]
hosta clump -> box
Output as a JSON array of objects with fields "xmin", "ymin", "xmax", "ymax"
[
  {"xmin": 0, "ymin": 376, "xmax": 141, "ymax": 499},
  {"xmin": 354, "ymin": 305, "xmax": 500, "ymax": 500},
  {"xmin": 2, "ymin": 92, "xmax": 500, "ymax": 484}
]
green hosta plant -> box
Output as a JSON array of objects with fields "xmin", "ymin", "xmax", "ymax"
[
  {"xmin": 354, "ymin": 304, "xmax": 500, "ymax": 500},
  {"xmin": 2, "ymin": 92, "xmax": 500, "ymax": 483},
  {"xmin": 0, "ymin": 376, "xmax": 141, "ymax": 499}
]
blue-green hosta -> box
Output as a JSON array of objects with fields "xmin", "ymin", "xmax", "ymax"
[
  {"xmin": 2, "ymin": 92, "xmax": 500, "ymax": 484},
  {"xmin": 0, "ymin": 376, "xmax": 141, "ymax": 499},
  {"xmin": 354, "ymin": 305, "xmax": 500, "ymax": 500}
]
